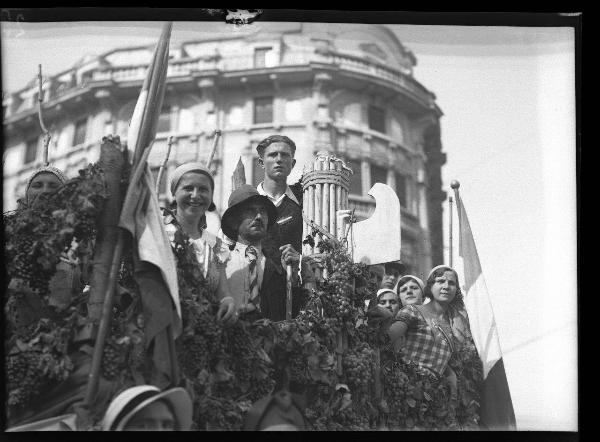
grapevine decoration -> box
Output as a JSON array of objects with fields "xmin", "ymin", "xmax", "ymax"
[
  {"xmin": 4, "ymin": 164, "xmax": 108, "ymax": 421},
  {"xmin": 3, "ymin": 161, "xmax": 483, "ymax": 430}
]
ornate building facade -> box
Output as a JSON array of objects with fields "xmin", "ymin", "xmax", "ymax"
[{"xmin": 3, "ymin": 23, "xmax": 447, "ymax": 274}]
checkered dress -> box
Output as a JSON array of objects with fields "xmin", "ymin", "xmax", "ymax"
[{"xmin": 395, "ymin": 304, "xmax": 455, "ymax": 378}]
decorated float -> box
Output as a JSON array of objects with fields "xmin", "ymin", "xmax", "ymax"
[{"xmin": 4, "ymin": 22, "xmax": 484, "ymax": 431}]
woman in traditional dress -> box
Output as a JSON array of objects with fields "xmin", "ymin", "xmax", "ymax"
[{"xmin": 163, "ymin": 162, "xmax": 236, "ymax": 323}]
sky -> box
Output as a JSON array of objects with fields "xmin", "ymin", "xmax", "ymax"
[{"xmin": 1, "ymin": 18, "xmax": 578, "ymax": 431}]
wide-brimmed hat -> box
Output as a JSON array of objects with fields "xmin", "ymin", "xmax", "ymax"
[
  {"xmin": 101, "ymin": 385, "xmax": 192, "ymax": 431},
  {"xmin": 396, "ymin": 275, "xmax": 425, "ymax": 293},
  {"xmin": 170, "ymin": 162, "xmax": 216, "ymax": 211},
  {"xmin": 221, "ymin": 184, "xmax": 277, "ymax": 241},
  {"xmin": 383, "ymin": 261, "xmax": 406, "ymax": 274}
]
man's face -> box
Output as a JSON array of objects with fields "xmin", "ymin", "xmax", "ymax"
[
  {"xmin": 381, "ymin": 264, "xmax": 402, "ymax": 289},
  {"xmin": 123, "ymin": 400, "xmax": 176, "ymax": 431},
  {"xmin": 261, "ymin": 142, "xmax": 296, "ymax": 181},
  {"xmin": 237, "ymin": 202, "xmax": 269, "ymax": 242}
]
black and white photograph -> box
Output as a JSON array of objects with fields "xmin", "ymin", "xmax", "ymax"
[{"xmin": 1, "ymin": 9, "xmax": 579, "ymax": 432}]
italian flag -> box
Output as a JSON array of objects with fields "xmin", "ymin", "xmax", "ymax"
[
  {"xmin": 456, "ymin": 193, "xmax": 516, "ymax": 430},
  {"xmin": 118, "ymin": 22, "xmax": 181, "ymax": 386}
]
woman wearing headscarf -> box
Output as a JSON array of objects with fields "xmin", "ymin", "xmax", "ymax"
[
  {"xmin": 395, "ymin": 275, "xmax": 425, "ymax": 308},
  {"xmin": 163, "ymin": 162, "xmax": 236, "ymax": 324},
  {"xmin": 369, "ymin": 265, "xmax": 467, "ymax": 381}
]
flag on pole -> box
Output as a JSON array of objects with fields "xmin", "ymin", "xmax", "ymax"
[
  {"xmin": 455, "ymin": 193, "xmax": 516, "ymax": 430},
  {"xmin": 118, "ymin": 22, "xmax": 181, "ymax": 387}
]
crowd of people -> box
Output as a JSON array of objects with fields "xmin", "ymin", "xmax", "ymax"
[{"xmin": 4, "ymin": 133, "xmax": 476, "ymax": 431}]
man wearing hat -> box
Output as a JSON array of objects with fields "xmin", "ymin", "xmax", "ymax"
[
  {"xmin": 381, "ymin": 260, "xmax": 407, "ymax": 290},
  {"xmin": 102, "ymin": 385, "xmax": 192, "ymax": 431},
  {"xmin": 221, "ymin": 185, "xmax": 308, "ymax": 320}
]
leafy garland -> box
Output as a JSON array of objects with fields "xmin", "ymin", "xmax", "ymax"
[
  {"xmin": 157, "ymin": 228, "xmax": 483, "ymax": 430},
  {"xmin": 170, "ymin": 228, "xmax": 275, "ymax": 430},
  {"xmin": 3, "ymin": 163, "xmax": 483, "ymax": 430},
  {"xmin": 4, "ymin": 164, "xmax": 108, "ymax": 418}
]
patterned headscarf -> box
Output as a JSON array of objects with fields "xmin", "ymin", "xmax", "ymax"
[{"xmin": 26, "ymin": 165, "xmax": 68, "ymax": 192}]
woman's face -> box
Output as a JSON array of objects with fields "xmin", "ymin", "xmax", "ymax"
[
  {"xmin": 398, "ymin": 279, "xmax": 424, "ymax": 306},
  {"xmin": 174, "ymin": 172, "xmax": 213, "ymax": 221},
  {"xmin": 430, "ymin": 270, "xmax": 458, "ymax": 305},
  {"xmin": 378, "ymin": 292, "xmax": 400, "ymax": 316},
  {"xmin": 26, "ymin": 172, "xmax": 62, "ymax": 206}
]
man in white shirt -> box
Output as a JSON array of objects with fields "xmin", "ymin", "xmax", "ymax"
[
  {"xmin": 221, "ymin": 185, "xmax": 307, "ymax": 321},
  {"xmin": 255, "ymin": 135, "xmax": 304, "ymax": 255}
]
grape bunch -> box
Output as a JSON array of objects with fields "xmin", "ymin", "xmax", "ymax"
[
  {"xmin": 8, "ymin": 237, "xmax": 57, "ymax": 295},
  {"xmin": 223, "ymin": 323, "xmax": 261, "ymax": 386},
  {"xmin": 6, "ymin": 351, "xmax": 44, "ymax": 408},
  {"xmin": 323, "ymin": 291, "xmax": 353, "ymax": 319},
  {"xmin": 195, "ymin": 312, "xmax": 226, "ymax": 357},
  {"xmin": 342, "ymin": 345, "xmax": 374, "ymax": 392},
  {"xmin": 178, "ymin": 336, "xmax": 210, "ymax": 379},
  {"xmin": 101, "ymin": 338, "xmax": 128, "ymax": 380},
  {"xmin": 332, "ymin": 405, "xmax": 371, "ymax": 430},
  {"xmin": 381, "ymin": 362, "xmax": 409, "ymax": 412},
  {"xmin": 247, "ymin": 377, "xmax": 276, "ymax": 403},
  {"xmin": 289, "ymin": 354, "xmax": 308, "ymax": 385}
]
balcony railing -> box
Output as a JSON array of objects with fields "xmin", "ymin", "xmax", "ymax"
[{"xmin": 6, "ymin": 46, "xmax": 434, "ymax": 120}]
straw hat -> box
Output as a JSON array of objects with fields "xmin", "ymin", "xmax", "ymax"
[{"xmin": 101, "ymin": 385, "xmax": 192, "ymax": 431}]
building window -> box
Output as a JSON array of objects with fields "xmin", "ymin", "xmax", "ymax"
[
  {"xmin": 395, "ymin": 172, "xmax": 407, "ymax": 208},
  {"xmin": 368, "ymin": 105, "xmax": 386, "ymax": 134},
  {"xmin": 252, "ymin": 157, "xmax": 263, "ymax": 187},
  {"xmin": 157, "ymin": 105, "xmax": 171, "ymax": 133},
  {"xmin": 253, "ymin": 97, "xmax": 273, "ymax": 124},
  {"xmin": 73, "ymin": 118, "xmax": 88, "ymax": 146},
  {"xmin": 253, "ymin": 47, "xmax": 272, "ymax": 68},
  {"xmin": 24, "ymin": 138, "xmax": 38, "ymax": 164},
  {"xmin": 151, "ymin": 166, "xmax": 168, "ymax": 195},
  {"xmin": 346, "ymin": 159, "xmax": 363, "ymax": 196},
  {"xmin": 370, "ymin": 164, "xmax": 387, "ymax": 187}
]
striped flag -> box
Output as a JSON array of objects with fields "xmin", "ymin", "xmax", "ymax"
[
  {"xmin": 118, "ymin": 22, "xmax": 181, "ymax": 387},
  {"xmin": 455, "ymin": 193, "xmax": 516, "ymax": 430}
]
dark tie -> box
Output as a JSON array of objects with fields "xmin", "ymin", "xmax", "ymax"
[{"xmin": 245, "ymin": 246, "xmax": 260, "ymax": 307}]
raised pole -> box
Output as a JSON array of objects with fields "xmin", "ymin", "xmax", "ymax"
[
  {"xmin": 155, "ymin": 135, "xmax": 174, "ymax": 194},
  {"xmin": 449, "ymin": 195, "xmax": 454, "ymax": 267},
  {"xmin": 449, "ymin": 180, "xmax": 461, "ymax": 267},
  {"xmin": 205, "ymin": 129, "xmax": 222, "ymax": 168},
  {"xmin": 37, "ymin": 64, "xmax": 51, "ymax": 166}
]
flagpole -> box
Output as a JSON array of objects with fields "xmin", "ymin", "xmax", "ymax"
[
  {"xmin": 205, "ymin": 129, "xmax": 222, "ymax": 168},
  {"xmin": 155, "ymin": 135, "xmax": 174, "ymax": 194},
  {"xmin": 451, "ymin": 180, "xmax": 461, "ymax": 213},
  {"xmin": 448, "ymin": 195, "xmax": 453, "ymax": 267},
  {"xmin": 37, "ymin": 64, "xmax": 51, "ymax": 166},
  {"xmin": 449, "ymin": 180, "xmax": 460, "ymax": 267}
]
